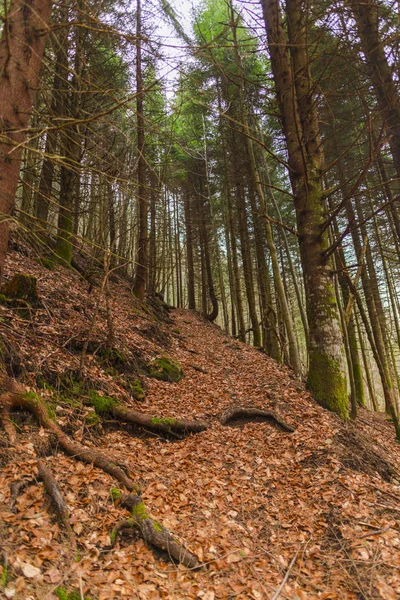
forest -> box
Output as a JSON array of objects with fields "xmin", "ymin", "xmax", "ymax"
[{"xmin": 1, "ymin": 0, "xmax": 400, "ymax": 598}]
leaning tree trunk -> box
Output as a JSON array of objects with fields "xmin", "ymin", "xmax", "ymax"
[
  {"xmin": 0, "ymin": 0, "xmax": 52, "ymax": 283},
  {"xmin": 261, "ymin": 0, "xmax": 348, "ymax": 418}
]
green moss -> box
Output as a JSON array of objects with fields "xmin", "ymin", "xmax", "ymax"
[
  {"xmin": 23, "ymin": 390, "xmax": 39, "ymax": 404},
  {"xmin": 87, "ymin": 390, "xmax": 118, "ymax": 414},
  {"xmin": 307, "ymin": 350, "xmax": 349, "ymax": 420},
  {"xmin": 36, "ymin": 257, "xmax": 55, "ymax": 271},
  {"xmin": 148, "ymin": 356, "xmax": 184, "ymax": 383},
  {"xmin": 129, "ymin": 379, "xmax": 145, "ymax": 401},
  {"xmin": 56, "ymin": 588, "xmax": 92, "ymax": 600},
  {"xmin": 98, "ymin": 347, "xmax": 126, "ymax": 368},
  {"xmin": 132, "ymin": 501, "xmax": 149, "ymax": 520},
  {"xmin": 46, "ymin": 403, "xmax": 56, "ymax": 420},
  {"xmin": 171, "ymin": 328, "xmax": 180, "ymax": 335},
  {"xmin": 0, "ymin": 294, "xmax": 6, "ymax": 304},
  {"xmin": 84, "ymin": 410, "xmax": 101, "ymax": 427},
  {"xmin": 150, "ymin": 417, "xmax": 178, "ymax": 426},
  {"xmin": 153, "ymin": 520, "xmax": 163, "ymax": 532},
  {"xmin": 110, "ymin": 487, "xmax": 121, "ymax": 501}
]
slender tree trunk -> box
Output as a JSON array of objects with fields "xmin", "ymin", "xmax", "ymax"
[
  {"xmin": 132, "ymin": 0, "xmax": 147, "ymax": 300},
  {"xmin": 183, "ymin": 190, "xmax": 196, "ymax": 309},
  {"xmin": 0, "ymin": 0, "xmax": 52, "ymax": 282}
]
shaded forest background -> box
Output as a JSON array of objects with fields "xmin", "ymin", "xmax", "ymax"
[{"xmin": 2, "ymin": 0, "xmax": 400, "ymax": 432}]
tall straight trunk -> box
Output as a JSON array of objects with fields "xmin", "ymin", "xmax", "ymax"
[
  {"xmin": 0, "ymin": 0, "xmax": 52, "ymax": 282},
  {"xmin": 20, "ymin": 139, "xmax": 38, "ymax": 224},
  {"xmin": 217, "ymin": 97, "xmax": 246, "ymax": 339},
  {"xmin": 132, "ymin": 0, "xmax": 147, "ymax": 300},
  {"xmin": 197, "ymin": 175, "xmax": 218, "ymax": 322},
  {"xmin": 248, "ymin": 183, "xmax": 281, "ymax": 359},
  {"xmin": 261, "ymin": 0, "xmax": 348, "ymax": 417},
  {"xmin": 229, "ymin": 3, "xmax": 300, "ymax": 365},
  {"xmin": 229, "ymin": 127, "xmax": 261, "ymax": 346},
  {"xmin": 148, "ymin": 172, "xmax": 157, "ymax": 294},
  {"xmin": 34, "ymin": 14, "xmax": 67, "ymax": 231},
  {"xmin": 55, "ymin": 8, "xmax": 83, "ymax": 265},
  {"xmin": 183, "ymin": 191, "xmax": 196, "ymax": 309}
]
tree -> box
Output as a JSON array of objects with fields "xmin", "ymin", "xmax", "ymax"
[
  {"xmin": 261, "ymin": 0, "xmax": 348, "ymax": 418},
  {"xmin": 0, "ymin": 0, "xmax": 52, "ymax": 282}
]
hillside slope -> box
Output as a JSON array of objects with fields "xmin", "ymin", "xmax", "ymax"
[{"xmin": 0, "ymin": 248, "xmax": 400, "ymax": 599}]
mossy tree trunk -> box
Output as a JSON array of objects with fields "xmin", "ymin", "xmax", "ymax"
[{"xmin": 261, "ymin": 0, "xmax": 348, "ymax": 418}]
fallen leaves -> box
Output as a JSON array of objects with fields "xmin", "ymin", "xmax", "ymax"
[{"xmin": 1, "ymin": 251, "xmax": 400, "ymax": 598}]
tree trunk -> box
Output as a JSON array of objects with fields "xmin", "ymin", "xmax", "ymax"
[
  {"xmin": 132, "ymin": 0, "xmax": 148, "ymax": 300},
  {"xmin": 261, "ymin": 0, "xmax": 348, "ymax": 418},
  {"xmin": 0, "ymin": 0, "xmax": 52, "ymax": 283}
]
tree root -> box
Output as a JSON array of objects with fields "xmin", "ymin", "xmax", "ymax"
[
  {"xmin": 220, "ymin": 405, "xmax": 295, "ymax": 432},
  {"xmin": 111, "ymin": 405, "xmax": 207, "ymax": 436},
  {"xmin": 111, "ymin": 493, "xmax": 200, "ymax": 569},
  {"xmin": 37, "ymin": 459, "xmax": 75, "ymax": 546},
  {"xmin": 9, "ymin": 478, "xmax": 35, "ymax": 512},
  {"xmin": 1, "ymin": 379, "xmax": 139, "ymax": 492},
  {"xmin": 0, "ymin": 374, "xmax": 200, "ymax": 567},
  {"xmin": 0, "ymin": 407, "xmax": 17, "ymax": 445}
]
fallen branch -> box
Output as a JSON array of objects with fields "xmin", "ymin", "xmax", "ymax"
[
  {"xmin": 220, "ymin": 406, "xmax": 295, "ymax": 432},
  {"xmin": 112, "ymin": 493, "xmax": 200, "ymax": 569}
]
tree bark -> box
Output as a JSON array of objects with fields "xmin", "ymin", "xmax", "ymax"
[
  {"xmin": 261, "ymin": 0, "xmax": 348, "ymax": 418},
  {"xmin": 133, "ymin": 0, "xmax": 148, "ymax": 300},
  {"xmin": 0, "ymin": 0, "xmax": 52, "ymax": 283}
]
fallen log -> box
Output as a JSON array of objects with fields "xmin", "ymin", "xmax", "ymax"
[
  {"xmin": 111, "ymin": 405, "xmax": 207, "ymax": 435},
  {"xmin": 87, "ymin": 391, "xmax": 207, "ymax": 436},
  {"xmin": 111, "ymin": 492, "xmax": 200, "ymax": 569},
  {"xmin": 220, "ymin": 406, "xmax": 295, "ymax": 432}
]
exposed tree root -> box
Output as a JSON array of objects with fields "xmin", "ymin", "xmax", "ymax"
[
  {"xmin": 9, "ymin": 478, "xmax": 35, "ymax": 512},
  {"xmin": 220, "ymin": 406, "xmax": 295, "ymax": 432},
  {"xmin": 37, "ymin": 459, "xmax": 75, "ymax": 546},
  {"xmin": 111, "ymin": 405, "xmax": 208, "ymax": 436},
  {"xmin": 1, "ymin": 384, "xmax": 138, "ymax": 492},
  {"xmin": 111, "ymin": 493, "xmax": 200, "ymax": 569},
  {"xmin": 0, "ymin": 407, "xmax": 17, "ymax": 445},
  {"xmin": 0, "ymin": 374, "xmax": 201, "ymax": 567}
]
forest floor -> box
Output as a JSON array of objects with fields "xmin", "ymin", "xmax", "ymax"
[{"xmin": 1, "ymin": 246, "xmax": 400, "ymax": 600}]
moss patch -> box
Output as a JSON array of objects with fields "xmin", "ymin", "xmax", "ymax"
[
  {"xmin": 56, "ymin": 588, "xmax": 92, "ymax": 600},
  {"xmin": 307, "ymin": 350, "xmax": 348, "ymax": 420},
  {"xmin": 129, "ymin": 379, "xmax": 145, "ymax": 401},
  {"xmin": 87, "ymin": 390, "xmax": 119, "ymax": 414},
  {"xmin": 84, "ymin": 410, "xmax": 101, "ymax": 427},
  {"xmin": 132, "ymin": 500, "xmax": 150, "ymax": 521},
  {"xmin": 148, "ymin": 356, "xmax": 184, "ymax": 383},
  {"xmin": 110, "ymin": 487, "xmax": 121, "ymax": 501},
  {"xmin": 35, "ymin": 257, "xmax": 55, "ymax": 271}
]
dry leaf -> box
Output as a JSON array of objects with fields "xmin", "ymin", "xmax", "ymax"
[{"xmin": 21, "ymin": 563, "xmax": 41, "ymax": 579}]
